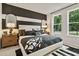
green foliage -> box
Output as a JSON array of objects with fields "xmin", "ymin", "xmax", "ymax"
[
  {"xmin": 69, "ymin": 9, "xmax": 79, "ymax": 36},
  {"xmin": 69, "ymin": 9, "xmax": 79, "ymax": 22},
  {"xmin": 54, "ymin": 15, "xmax": 61, "ymax": 31},
  {"xmin": 54, "ymin": 25, "xmax": 61, "ymax": 31},
  {"xmin": 54, "ymin": 15, "xmax": 61, "ymax": 24},
  {"xmin": 69, "ymin": 23, "xmax": 79, "ymax": 31}
]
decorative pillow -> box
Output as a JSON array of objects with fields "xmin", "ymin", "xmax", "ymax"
[{"xmin": 24, "ymin": 36, "xmax": 42, "ymax": 54}]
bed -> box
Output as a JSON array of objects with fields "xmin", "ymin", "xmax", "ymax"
[{"xmin": 19, "ymin": 34, "xmax": 63, "ymax": 56}]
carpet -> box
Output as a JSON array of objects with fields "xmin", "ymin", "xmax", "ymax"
[{"xmin": 67, "ymin": 47, "xmax": 79, "ymax": 54}]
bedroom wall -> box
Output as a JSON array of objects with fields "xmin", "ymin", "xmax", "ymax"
[
  {"xmin": 0, "ymin": 3, "xmax": 2, "ymax": 48},
  {"xmin": 2, "ymin": 14, "xmax": 41, "ymax": 31},
  {"xmin": 2, "ymin": 3, "xmax": 47, "ymax": 31},
  {"xmin": 0, "ymin": 3, "xmax": 2, "ymax": 30},
  {"xmin": 17, "ymin": 16, "xmax": 41, "ymax": 31},
  {"xmin": 47, "ymin": 14, "xmax": 52, "ymax": 33},
  {"xmin": 47, "ymin": 3, "xmax": 79, "ymax": 49}
]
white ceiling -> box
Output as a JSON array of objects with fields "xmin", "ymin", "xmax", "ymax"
[{"xmin": 8, "ymin": 3, "xmax": 73, "ymax": 14}]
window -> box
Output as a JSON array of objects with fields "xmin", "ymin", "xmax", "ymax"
[
  {"xmin": 68, "ymin": 8, "xmax": 79, "ymax": 36},
  {"xmin": 54, "ymin": 15, "xmax": 61, "ymax": 33}
]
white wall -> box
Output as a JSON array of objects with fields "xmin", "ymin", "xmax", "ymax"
[
  {"xmin": 0, "ymin": 3, "xmax": 2, "ymax": 48},
  {"xmin": 47, "ymin": 14, "xmax": 52, "ymax": 33},
  {"xmin": 0, "ymin": 3, "xmax": 2, "ymax": 30},
  {"xmin": 47, "ymin": 4, "xmax": 79, "ymax": 49}
]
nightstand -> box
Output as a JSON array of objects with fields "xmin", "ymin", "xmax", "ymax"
[{"xmin": 2, "ymin": 35, "xmax": 18, "ymax": 48}]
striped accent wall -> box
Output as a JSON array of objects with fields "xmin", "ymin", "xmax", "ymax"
[
  {"xmin": 2, "ymin": 3, "xmax": 47, "ymax": 31},
  {"xmin": 2, "ymin": 14, "xmax": 42, "ymax": 31}
]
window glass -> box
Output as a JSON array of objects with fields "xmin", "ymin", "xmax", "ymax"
[
  {"xmin": 54, "ymin": 15, "xmax": 61, "ymax": 32},
  {"xmin": 68, "ymin": 9, "xmax": 79, "ymax": 36}
]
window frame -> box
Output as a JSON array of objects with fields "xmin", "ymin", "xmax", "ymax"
[
  {"xmin": 67, "ymin": 8, "xmax": 79, "ymax": 37},
  {"xmin": 52, "ymin": 14, "xmax": 62, "ymax": 34}
]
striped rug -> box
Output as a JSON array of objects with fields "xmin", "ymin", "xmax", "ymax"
[{"xmin": 48, "ymin": 45, "xmax": 79, "ymax": 56}]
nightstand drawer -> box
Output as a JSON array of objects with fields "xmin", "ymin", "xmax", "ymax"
[{"xmin": 2, "ymin": 35, "xmax": 18, "ymax": 48}]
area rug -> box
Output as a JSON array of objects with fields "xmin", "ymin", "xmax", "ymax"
[
  {"xmin": 67, "ymin": 47, "xmax": 79, "ymax": 54},
  {"xmin": 15, "ymin": 49, "xmax": 23, "ymax": 56}
]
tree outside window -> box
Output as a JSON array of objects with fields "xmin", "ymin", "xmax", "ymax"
[
  {"xmin": 54, "ymin": 15, "xmax": 61, "ymax": 32},
  {"xmin": 68, "ymin": 9, "xmax": 79, "ymax": 36}
]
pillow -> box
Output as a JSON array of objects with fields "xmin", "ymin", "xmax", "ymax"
[{"xmin": 24, "ymin": 36, "xmax": 42, "ymax": 54}]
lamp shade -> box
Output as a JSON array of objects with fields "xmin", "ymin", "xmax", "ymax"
[{"xmin": 6, "ymin": 14, "xmax": 17, "ymax": 28}]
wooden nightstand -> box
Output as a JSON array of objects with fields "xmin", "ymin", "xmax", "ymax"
[{"xmin": 2, "ymin": 35, "xmax": 18, "ymax": 48}]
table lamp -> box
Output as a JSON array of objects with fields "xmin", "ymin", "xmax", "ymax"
[{"xmin": 6, "ymin": 14, "xmax": 17, "ymax": 35}]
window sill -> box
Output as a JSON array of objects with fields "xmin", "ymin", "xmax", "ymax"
[
  {"xmin": 67, "ymin": 34, "xmax": 79, "ymax": 38},
  {"xmin": 54, "ymin": 32, "xmax": 61, "ymax": 34}
]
